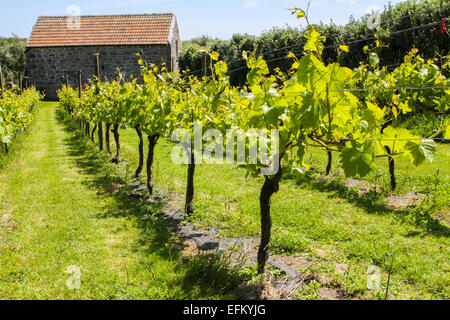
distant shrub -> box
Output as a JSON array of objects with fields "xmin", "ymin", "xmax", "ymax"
[
  {"xmin": 0, "ymin": 36, "xmax": 27, "ymax": 87},
  {"xmin": 180, "ymin": 0, "xmax": 450, "ymax": 87},
  {"xmin": 396, "ymin": 113, "xmax": 447, "ymax": 138}
]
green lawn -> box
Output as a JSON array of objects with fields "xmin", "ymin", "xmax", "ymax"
[{"xmin": 0, "ymin": 102, "xmax": 448, "ymax": 300}]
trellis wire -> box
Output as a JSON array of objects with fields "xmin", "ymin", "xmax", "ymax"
[{"xmin": 184, "ymin": 13, "xmax": 448, "ymax": 77}]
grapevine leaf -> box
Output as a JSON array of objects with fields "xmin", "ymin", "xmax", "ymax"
[
  {"xmin": 297, "ymin": 55, "xmax": 328, "ymax": 92},
  {"xmin": 444, "ymin": 124, "xmax": 450, "ymax": 140},
  {"xmin": 304, "ymin": 29, "xmax": 325, "ymax": 55},
  {"xmin": 214, "ymin": 61, "xmax": 228, "ymax": 76},
  {"xmin": 362, "ymin": 101, "xmax": 384, "ymax": 127},
  {"xmin": 379, "ymin": 127, "xmax": 411, "ymax": 154},
  {"xmin": 369, "ymin": 52, "xmax": 380, "ymax": 67},
  {"xmin": 339, "ymin": 141, "xmax": 374, "ymax": 177},
  {"xmin": 296, "ymin": 11, "xmax": 305, "ymax": 19},
  {"xmin": 210, "ymin": 52, "xmax": 219, "ymax": 61},
  {"xmin": 405, "ymin": 139, "xmax": 436, "ymax": 166},
  {"xmin": 296, "ymin": 93, "xmax": 320, "ymax": 129},
  {"xmin": 339, "ymin": 45, "xmax": 349, "ymax": 53}
]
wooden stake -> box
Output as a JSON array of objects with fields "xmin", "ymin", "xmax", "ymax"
[
  {"xmin": 202, "ymin": 52, "xmax": 207, "ymax": 77},
  {"xmin": 78, "ymin": 70, "xmax": 82, "ymax": 99},
  {"xmin": 94, "ymin": 53, "xmax": 101, "ymax": 81},
  {"xmin": 0, "ymin": 64, "xmax": 4, "ymax": 97},
  {"xmin": 94, "ymin": 53, "xmax": 104, "ymax": 151}
]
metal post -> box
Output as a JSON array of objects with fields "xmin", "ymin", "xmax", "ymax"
[{"xmin": 66, "ymin": 74, "xmax": 69, "ymax": 87}]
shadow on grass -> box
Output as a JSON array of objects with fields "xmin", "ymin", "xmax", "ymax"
[
  {"xmin": 289, "ymin": 173, "xmax": 450, "ymax": 238},
  {"xmin": 56, "ymin": 108, "xmax": 246, "ymax": 300}
]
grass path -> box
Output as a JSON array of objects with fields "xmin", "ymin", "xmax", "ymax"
[{"xmin": 0, "ymin": 103, "xmax": 232, "ymax": 300}]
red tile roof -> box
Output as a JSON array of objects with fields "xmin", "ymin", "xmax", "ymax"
[{"xmin": 27, "ymin": 14, "xmax": 175, "ymax": 47}]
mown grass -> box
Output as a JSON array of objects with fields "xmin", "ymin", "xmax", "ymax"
[
  {"xmin": 111, "ymin": 108, "xmax": 449, "ymax": 300},
  {"xmin": 305, "ymin": 143, "xmax": 450, "ymax": 213},
  {"xmin": 0, "ymin": 103, "xmax": 245, "ymax": 300}
]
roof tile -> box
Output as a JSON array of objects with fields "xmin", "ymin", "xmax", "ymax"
[{"xmin": 27, "ymin": 13, "xmax": 174, "ymax": 47}]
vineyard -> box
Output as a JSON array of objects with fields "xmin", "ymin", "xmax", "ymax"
[
  {"xmin": 0, "ymin": 87, "xmax": 41, "ymax": 154},
  {"xmin": 0, "ymin": 8, "xmax": 449, "ymax": 301}
]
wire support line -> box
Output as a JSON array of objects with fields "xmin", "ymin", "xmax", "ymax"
[
  {"xmin": 194, "ymin": 85, "xmax": 450, "ymax": 99},
  {"xmin": 186, "ymin": 19, "xmax": 445, "ymax": 77}
]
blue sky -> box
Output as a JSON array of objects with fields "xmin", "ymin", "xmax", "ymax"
[{"xmin": 0, "ymin": 0, "xmax": 404, "ymax": 40}]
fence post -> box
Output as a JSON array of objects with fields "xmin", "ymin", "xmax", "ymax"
[
  {"xmin": 78, "ymin": 70, "xmax": 82, "ymax": 99},
  {"xmin": 202, "ymin": 52, "xmax": 207, "ymax": 77},
  {"xmin": 94, "ymin": 53, "xmax": 104, "ymax": 151},
  {"xmin": 94, "ymin": 53, "xmax": 101, "ymax": 82},
  {"xmin": 19, "ymin": 73, "xmax": 23, "ymax": 93},
  {"xmin": 0, "ymin": 63, "xmax": 4, "ymax": 97}
]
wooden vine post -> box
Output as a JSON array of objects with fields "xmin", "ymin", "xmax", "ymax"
[
  {"xmin": 94, "ymin": 53, "xmax": 104, "ymax": 151},
  {"xmin": 0, "ymin": 63, "xmax": 4, "ymax": 97},
  {"xmin": 0, "ymin": 64, "xmax": 6, "ymax": 154},
  {"xmin": 202, "ymin": 51, "xmax": 207, "ymax": 77},
  {"xmin": 78, "ymin": 70, "xmax": 82, "ymax": 98},
  {"xmin": 19, "ymin": 73, "xmax": 23, "ymax": 93}
]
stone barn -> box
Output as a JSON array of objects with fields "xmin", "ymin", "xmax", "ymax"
[{"xmin": 26, "ymin": 13, "xmax": 181, "ymax": 100}]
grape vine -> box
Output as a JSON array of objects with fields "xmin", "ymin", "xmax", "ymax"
[{"xmin": 58, "ymin": 11, "xmax": 448, "ymax": 274}]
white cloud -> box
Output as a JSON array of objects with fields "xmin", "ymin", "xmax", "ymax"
[{"xmin": 242, "ymin": 0, "xmax": 258, "ymax": 9}]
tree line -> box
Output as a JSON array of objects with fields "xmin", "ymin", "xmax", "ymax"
[{"xmin": 180, "ymin": 0, "xmax": 450, "ymax": 86}]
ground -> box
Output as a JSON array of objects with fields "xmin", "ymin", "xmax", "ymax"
[{"xmin": 0, "ymin": 102, "xmax": 448, "ymax": 300}]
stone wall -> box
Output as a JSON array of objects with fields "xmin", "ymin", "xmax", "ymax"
[{"xmin": 26, "ymin": 44, "xmax": 173, "ymax": 100}]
